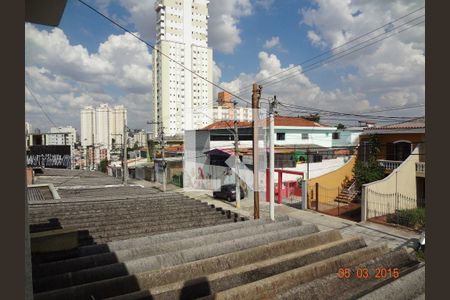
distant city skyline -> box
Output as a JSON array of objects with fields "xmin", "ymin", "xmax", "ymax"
[{"xmin": 25, "ymin": 0, "xmax": 424, "ymax": 132}]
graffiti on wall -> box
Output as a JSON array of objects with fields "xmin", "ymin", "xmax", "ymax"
[{"xmin": 27, "ymin": 145, "xmax": 71, "ymax": 168}]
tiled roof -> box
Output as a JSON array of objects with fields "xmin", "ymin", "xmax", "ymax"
[
  {"xmin": 203, "ymin": 116, "xmax": 331, "ymax": 130},
  {"xmin": 364, "ymin": 117, "xmax": 425, "ymax": 132},
  {"xmin": 274, "ymin": 116, "xmax": 330, "ymax": 127},
  {"xmin": 203, "ymin": 120, "xmax": 252, "ymax": 129}
]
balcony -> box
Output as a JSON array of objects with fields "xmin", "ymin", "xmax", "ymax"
[
  {"xmin": 416, "ymin": 162, "xmax": 425, "ymax": 177},
  {"xmin": 378, "ymin": 159, "xmax": 425, "ymax": 177},
  {"xmin": 378, "ymin": 160, "xmax": 402, "ymax": 171}
]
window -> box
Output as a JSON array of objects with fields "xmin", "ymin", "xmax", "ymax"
[
  {"xmin": 302, "ymin": 133, "xmax": 309, "ymax": 140},
  {"xmin": 332, "ymin": 132, "xmax": 340, "ymax": 139},
  {"xmin": 276, "ymin": 133, "xmax": 285, "ymax": 141}
]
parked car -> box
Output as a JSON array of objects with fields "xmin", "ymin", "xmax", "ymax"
[{"xmin": 213, "ymin": 184, "xmax": 245, "ymax": 202}]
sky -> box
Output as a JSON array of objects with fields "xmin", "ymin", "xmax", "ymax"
[{"xmin": 25, "ymin": 0, "xmax": 425, "ymax": 133}]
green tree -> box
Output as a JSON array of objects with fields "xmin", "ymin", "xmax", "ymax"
[
  {"xmin": 337, "ymin": 123, "xmax": 346, "ymax": 130},
  {"xmin": 99, "ymin": 158, "xmax": 108, "ymax": 173},
  {"xmin": 353, "ymin": 135, "xmax": 384, "ymax": 188},
  {"xmin": 302, "ymin": 113, "xmax": 320, "ymax": 122}
]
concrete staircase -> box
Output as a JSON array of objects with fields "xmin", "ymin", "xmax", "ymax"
[
  {"xmin": 30, "ymin": 216, "xmax": 422, "ymax": 300},
  {"xmin": 335, "ymin": 180, "xmax": 359, "ymax": 204}
]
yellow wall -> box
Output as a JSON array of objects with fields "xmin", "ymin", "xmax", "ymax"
[{"xmin": 308, "ymin": 156, "xmax": 356, "ymax": 207}]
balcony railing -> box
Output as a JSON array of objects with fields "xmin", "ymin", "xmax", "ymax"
[
  {"xmin": 416, "ymin": 162, "xmax": 425, "ymax": 176},
  {"xmin": 378, "ymin": 160, "xmax": 402, "ymax": 170}
]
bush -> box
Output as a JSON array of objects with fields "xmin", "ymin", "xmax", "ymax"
[{"xmin": 387, "ymin": 208, "xmax": 425, "ymax": 229}]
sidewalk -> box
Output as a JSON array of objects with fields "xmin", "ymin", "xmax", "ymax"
[
  {"xmin": 124, "ymin": 178, "xmax": 420, "ymax": 249},
  {"xmin": 180, "ymin": 189, "xmax": 420, "ymax": 249}
]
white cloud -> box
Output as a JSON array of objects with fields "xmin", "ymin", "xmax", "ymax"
[
  {"xmin": 220, "ymin": 51, "xmax": 372, "ymax": 114},
  {"xmin": 300, "ymin": 0, "xmax": 425, "ymax": 109},
  {"xmin": 25, "ymin": 23, "xmax": 153, "ymax": 131},
  {"xmin": 264, "ymin": 36, "xmax": 280, "ymax": 49},
  {"xmin": 256, "ymin": 0, "xmax": 276, "ymax": 10}
]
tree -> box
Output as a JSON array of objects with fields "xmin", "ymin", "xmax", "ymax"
[
  {"xmin": 353, "ymin": 135, "xmax": 384, "ymax": 188},
  {"xmin": 99, "ymin": 158, "xmax": 108, "ymax": 173},
  {"xmin": 337, "ymin": 123, "xmax": 346, "ymax": 130},
  {"xmin": 302, "ymin": 113, "xmax": 320, "ymax": 122},
  {"xmin": 133, "ymin": 141, "xmax": 140, "ymax": 150}
]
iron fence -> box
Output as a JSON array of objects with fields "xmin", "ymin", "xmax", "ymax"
[{"xmin": 366, "ymin": 189, "xmax": 425, "ymax": 229}]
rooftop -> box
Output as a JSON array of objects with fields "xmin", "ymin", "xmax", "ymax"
[
  {"xmin": 203, "ymin": 116, "xmax": 332, "ymax": 130},
  {"xmin": 363, "ymin": 117, "xmax": 425, "ymax": 134}
]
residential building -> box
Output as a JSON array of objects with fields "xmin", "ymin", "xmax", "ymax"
[
  {"xmin": 25, "ymin": 122, "xmax": 32, "ymax": 135},
  {"xmin": 217, "ymin": 91, "xmax": 233, "ymax": 108},
  {"xmin": 202, "ymin": 116, "xmax": 337, "ymax": 149},
  {"xmin": 331, "ymin": 126, "xmax": 365, "ymax": 148},
  {"xmin": 80, "ymin": 104, "xmax": 127, "ymax": 166},
  {"xmin": 152, "ymin": 0, "xmax": 213, "ymax": 137},
  {"xmin": 132, "ymin": 129, "xmax": 147, "ymax": 148},
  {"xmin": 47, "ymin": 126, "xmax": 77, "ymax": 146},
  {"xmin": 357, "ymin": 117, "xmax": 426, "ymax": 221},
  {"xmin": 80, "ymin": 106, "xmax": 95, "ymax": 147},
  {"xmin": 212, "ymin": 105, "xmax": 253, "ymax": 122}
]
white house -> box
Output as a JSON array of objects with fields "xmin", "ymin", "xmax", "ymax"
[{"xmin": 331, "ymin": 126, "xmax": 365, "ymax": 148}]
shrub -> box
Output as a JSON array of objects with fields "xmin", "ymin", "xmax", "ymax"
[{"xmin": 387, "ymin": 208, "xmax": 425, "ymax": 229}]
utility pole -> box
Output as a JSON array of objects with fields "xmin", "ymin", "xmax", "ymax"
[
  {"xmin": 233, "ymin": 101, "xmax": 241, "ymax": 209},
  {"xmin": 122, "ymin": 124, "xmax": 128, "ymax": 185},
  {"xmin": 306, "ymin": 147, "xmax": 310, "ymax": 209},
  {"xmin": 160, "ymin": 124, "xmax": 167, "ymax": 192},
  {"xmin": 252, "ymin": 83, "xmax": 262, "ymax": 219},
  {"xmin": 91, "ymin": 132, "xmax": 95, "ymax": 171},
  {"xmin": 269, "ymin": 95, "xmax": 278, "ymax": 221}
]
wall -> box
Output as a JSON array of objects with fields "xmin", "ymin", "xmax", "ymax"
[
  {"xmin": 362, "ymin": 145, "xmax": 422, "ymax": 220},
  {"xmin": 274, "ymin": 127, "xmax": 334, "ymax": 148},
  {"xmin": 308, "ymin": 155, "xmax": 356, "ymax": 207},
  {"xmin": 359, "ymin": 132, "xmax": 425, "ymax": 160}
]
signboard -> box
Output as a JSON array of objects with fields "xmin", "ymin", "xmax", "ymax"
[{"xmin": 26, "ymin": 145, "xmax": 71, "ymax": 169}]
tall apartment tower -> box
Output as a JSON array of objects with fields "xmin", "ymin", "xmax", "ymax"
[
  {"xmin": 152, "ymin": 0, "xmax": 213, "ymax": 137},
  {"xmin": 80, "ymin": 104, "xmax": 127, "ymax": 149},
  {"xmin": 80, "ymin": 106, "xmax": 95, "ymax": 147}
]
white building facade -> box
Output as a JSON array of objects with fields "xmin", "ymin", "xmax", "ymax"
[
  {"xmin": 152, "ymin": 0, "xmax": 213, "ymax": 137},
  {"xmin": 80, "ymin": 104, "xmax": 127, "ymax": 165},
  {"xmin": 46, "ymin": 126, "xmax": 77, "ymax": 146},
  {"xmin": 212, "ymin": 106, "xmax": 253, "ymax": 122}
]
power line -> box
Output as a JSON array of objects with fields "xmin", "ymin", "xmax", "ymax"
[
  {"xmin": 25, "ymin": 83, "xmax": 57, "ymax": 127},
  {"xmin": 228, "ymin": 6, "xmax": 424, "ymax": 97},
  {"xmin": 262, "ymin": 18, "xmax": 424, "ymax": 90}
]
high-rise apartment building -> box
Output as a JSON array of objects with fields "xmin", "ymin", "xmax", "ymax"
[
  {"xmin": 80, "ymin": 104, "xmax": 127, "ymax": 164},
  {"xmin": 152, "ymin": 0, "xmax": 213, "ymax": 137},
  {"xmin": 80, "ymin": 106, "xmax": 95, "ymax": 147}
]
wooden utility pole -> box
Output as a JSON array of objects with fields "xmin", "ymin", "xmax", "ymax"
[
  {"xmin": 233, "ymin": 101, "xmax": 240, "ymax": 209},
  {"xmin": 122, "ymin": 124, "xmax": 128, "ymax": 185},
  {"xmin": 252, "ymin": 83, "xmax": 262, "ymax": 219}
]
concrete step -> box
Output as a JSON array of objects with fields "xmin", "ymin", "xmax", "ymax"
[
  {"xmin": 198, "ymin": 244, "xmax": 389, "ymax": 300},
  {"xmin": 32, "ymin": 224, "xmax": 318, "ymax": 293},
  {"xmin": 34, "ymin": 223, "xmax": 331, "ymax": 300},
  {"xmin": 276, "ymin": 248, "xmax": 420, "ymax": 300},
  {"xmin": 34, "ymin": 218, "xmax": 278, "ymax": 264},
  {"xmin": 32, "ymin": 206, "xmax": 224, "ymax": 233},
  {"xmin": 31, "ymin": 218, "xmax": 236, "ymax": 265},
  {"xmin": 80, "ymin": 213, "xmax": 239, "ymax": 244},
  {"xmin": 33, "ymin": 219, "xmax": 302, "ymax": 277},
  {"xmin": 29, "ymin": 196, "xmax": 197, "ymax": 215},
  {"xmin": 29, "ymin": 203, "xmax": 213, "ymax": 227}
]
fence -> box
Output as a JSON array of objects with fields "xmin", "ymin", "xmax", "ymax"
[
  {"xmin": 309, "ymin": 182, "xmax": 361, "ymax": 221},
  {"xmin": 365, "ymin": 189, "xmax": 425, "ymax": 229}
]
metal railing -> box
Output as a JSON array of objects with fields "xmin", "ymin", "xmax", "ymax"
[
  {"xmin": 378, "ymin": 159, "xmax": 403, "ymax": 170},
  {"xmin": 366, "ymin": 189, "xmax": 425, "ymax": 229}
]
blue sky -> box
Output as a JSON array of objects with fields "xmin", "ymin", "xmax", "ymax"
[{"xmin": 25, "ymin": 0, "xmax": 425, "ymax": 132}]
